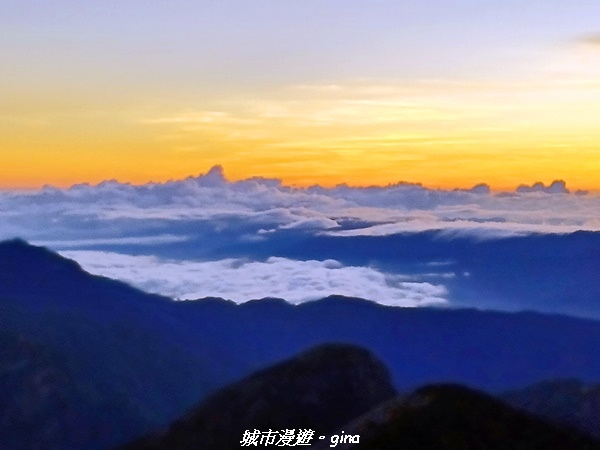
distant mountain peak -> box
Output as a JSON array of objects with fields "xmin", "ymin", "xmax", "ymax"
[
  {"xmin": 0, "ymin": 237, "xmax": 29, "ymax": 246},
  {"xmin": 0, "ymin": 238, "xmax": 84, "ymax": 275},
  {"xmin": 0, "ymin": 239, "xmax": 170, "ymax": 308}
]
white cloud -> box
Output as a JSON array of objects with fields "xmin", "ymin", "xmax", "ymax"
[
  {"xmin": 325, "ymin": 218, "xmax": 589, "ymax": 239},
  {"xmin": 279, "ymin": 217, "xmax": 340, "ymax": 230},
  {"xmin": 60, "ymin": 250, "xmax": 448, "ymax": 307},
  {"xmin": 3, "ymin": 167, "xmax": 599, "ymax": 305},
  {"xmin": 2, "ymin": 167, "xmax": 600, "ymax": 245},
  {"xmin": 516, "ymin": 180, "xmax": 569, "ymax": 194}
]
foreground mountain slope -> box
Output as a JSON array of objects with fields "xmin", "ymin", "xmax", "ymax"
[
  {"xmin": 502, "ymin": 379, "xmax": 600, "ymax": 440},
  {"xmin": 0, "ymin": 331, "xmax": 145, "ymax": 450},
  {"xmin": 123, "ymin": 344, "xmax": 396, "ymax": 450},
  {"xmin": 122, "ymin": 345, "xmax": 600, "ymax": 450},
  {"xmin": 309, "ymin": 384, "xmax": 600, "ymax": 450}
]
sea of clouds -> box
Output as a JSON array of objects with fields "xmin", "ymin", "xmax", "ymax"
[{"xmin": 1, "ymin": 166, "xmax": 598, "ymax": 305}]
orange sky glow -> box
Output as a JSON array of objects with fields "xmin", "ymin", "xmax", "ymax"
[{"xmin": 2, "ymin": 2, "xmax": 600, "ymax": 191}]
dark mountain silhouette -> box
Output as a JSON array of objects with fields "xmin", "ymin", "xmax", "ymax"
[
  {"xmin": 122, "ymin": 345, "xmax": 600, "ymax": 450},
  {"xmin": 502, "ymin": 379, "xmax": 600, "ymax": 439},
  {"xmin": 308, "ymin": 384, "xmax": 600, "ymax": 450},
  {"xmin": 4, "ymin": 239, "xmax": 600, "ymax": 448},
  {"xmin": 122, "ymin": 344, "xmax": 396, "ymax": 450}
]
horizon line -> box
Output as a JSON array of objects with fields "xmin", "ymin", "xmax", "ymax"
[{"xmin": 0, "ymin": 165, "xmax": 590, "ymax": 194}]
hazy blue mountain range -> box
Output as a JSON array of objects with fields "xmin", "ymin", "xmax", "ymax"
[
  {"xmin": 223, "ymin": 229, "xmax": 600, "ymax": 318},
  {"xmin": 2, "ymin": 239, "xmax": 600, "ymax": 448},
  {"xmin": 55, "ymin": 229, "xmax": 600, "ymax": 318}
]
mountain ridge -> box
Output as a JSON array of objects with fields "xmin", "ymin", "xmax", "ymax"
[{"xmin": 3, "ymin": 239, "xmax": 600, "ymax": 448}]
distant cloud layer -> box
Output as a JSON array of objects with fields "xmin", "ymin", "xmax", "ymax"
[
  {"xmin": 2, "ymin": 167, "xmax": 600, "ymax": 305},
  {"xmin": 516, "ymin": 180, "xmax": 571, "ymax": 194},
  {"xmin": 1, "ymin": 165, "xmax": 598, "ymax": 242},
  {"xmin": 61, "ymin": 250, "xmax": 447, "ymax": 306}
]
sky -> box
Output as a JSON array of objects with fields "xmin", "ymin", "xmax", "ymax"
[
  {"xmin": 2, "ymin": 0, "xmax": 600, "ymax": 189},
  {"xmin": 3, "ymin": 1, "xmax": 600, "ymax": 315}
]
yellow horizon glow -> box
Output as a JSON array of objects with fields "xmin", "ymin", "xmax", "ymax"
[
  {"xmin": 3, "ymin": 142, "xmax": 599, "ymax": 192},
  {"xmin": 2, "ymin": 73, "xmax": 600, "ymax": 192},
  {"xmin": 5, "ymin": 1, "xmax": 600, "ymax": 193}
]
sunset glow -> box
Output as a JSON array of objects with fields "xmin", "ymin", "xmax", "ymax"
[{"xmin": 2, "ymin": 1, "xmax": 600, "ymax": 190}]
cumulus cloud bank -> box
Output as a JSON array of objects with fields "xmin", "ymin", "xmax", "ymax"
[
  {"xmin": 2, "ymin": 166, "xmax": 600, "ymax": 306},
  {"xmin": 1, "ymin": 165, "xmax": 599, "ymax": 246},
  {"xmin": 516, "ymin": 180, "xmax": 571, "ymax": 194},
  {"xmin": 60, "ymin": 250, "xmax": 447, "ymax": 307}
]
